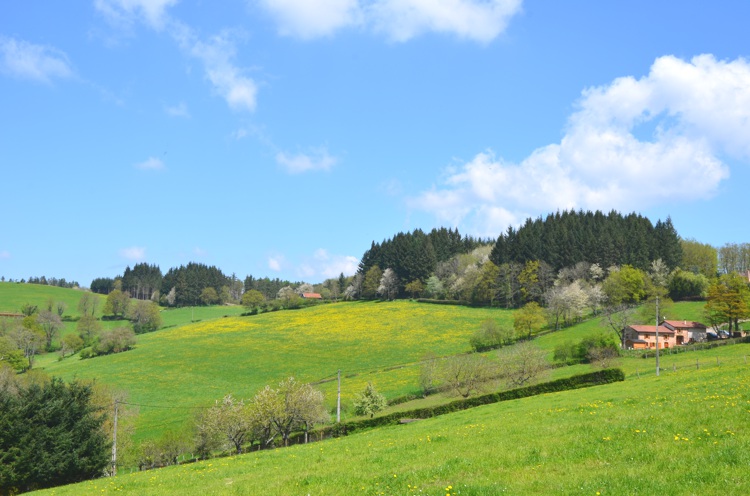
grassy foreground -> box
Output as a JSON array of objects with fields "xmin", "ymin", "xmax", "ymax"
[{"xmin": 36, "ymin": 355, "xmax": 750, "ymax": 495}]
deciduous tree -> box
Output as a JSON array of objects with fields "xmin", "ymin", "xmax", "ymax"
[
  {"xmin": 500, "ymin": 341, "xmax": 549, "ymax": 389},
  {"xmin": 241, "ymin": 289, "xmax": 265, "ymax": 310},
  {"xmin": 440, "ymin": 354, "xmax": 495, "ymax": 398},
  {"xmin": 352, "ymin": 383, "xmax": 387, "ymax": 418},
  {"xmin": 377, "ymin": 268, "xmax": 399, "ymax": 300},
  {"xmin": 36, "ymin": 310, "xmax": 63, "ymax": 350},
  {"xmin": 103, "ymin": 289, "xmax": 130, "ymax": 318},
  {"xmin": 513, "ymin": 302, "xmax": 547, "ymax": 338},
  {"xmin": 127, "ymin": 300, "xmax": 162, "ymax": 334},
  {"xmin": 76, "ymin": 315, "xmax": 102, "ymax": 345}
]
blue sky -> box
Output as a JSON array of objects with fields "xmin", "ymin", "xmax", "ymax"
[{"xmin": 1, "ymin": 1, "xmax": 749, "ymax": 287}]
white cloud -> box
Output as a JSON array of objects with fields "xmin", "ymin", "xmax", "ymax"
[
  {"xmin": 0, "ymin": 37, "xmax": 73, "ymax": 83},
  {"xmin": 0, "ymin": 251, "xmax": 10, "ymax": 260},
  {"xmin": 232, "ymin": 128, "xmax": 249, "ymax": 140},
  {"xmin": 369, "ymin": 0, "xmax": 522, "ymax": 43},
  {"xmin": 411, "ymin": 54, "xmax": 746, "ymax": 236},
  {"xmin": 95, "ymin": 2, "xmax": 258, "ymax": 114},
  {"xmin": 256, "ymin": 0, "xmax": 522, "ymax": 42},
  {"xmin": 258, "ymin": 0, "xmax": 362, "ymax": 39},
  {"xmin": 193, "ymin": 247, "xmax": 207, "ymax": 257},
  {"xmin": 268, "ymin": 256, "xmax": 283, "ymax": 271},
  {"xmin": 296, "ymin": 249, "xmax": 359, "ymax": 279},
  {"xmin": 318, "ymin": 254, "xmax": 359, "ymax": 278},
  {"xmin": 134, "ymin": 157, "xmax": 165, "ymax": 170},
  {"xmin": 165, "ymin": 101, "xmax": 190, "ymax": 118},
  {"xmin": 174, "ymin": 28, "xmax": 258, "ymax": 112},
  {"xmin": 119, "ymin": 246, "xmax": 146, "ymax": 261},
  {"xmin": 94, "ymin": 0, "xmax": 178, "ymax": 30},
  {"xmin": 276, "ymin": 147, "xmax": 337, "ymax": 174}
]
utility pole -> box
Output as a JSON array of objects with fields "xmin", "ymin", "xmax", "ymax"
[
  {"xmin": 655, "ymin": 296, "xmax": 660, "ymax": 377},
  {"xmin": 111, "ymin": 399, "xmax": 119, "ymax": 476},
  {"xmin": 336, "ymin": 369, "xmax": 341, "ymax": 423}
]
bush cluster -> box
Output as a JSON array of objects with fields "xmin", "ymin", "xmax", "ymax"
[{"xmin": 324, "ymin": 369, "xmax": 625, "ymax": 437}]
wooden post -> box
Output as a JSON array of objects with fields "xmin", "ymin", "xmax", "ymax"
[
  {"xmin": 336, "ymin": 369, "xmax": 341, "ymax": 423},
  {"xmin": 111, "ymin": 400, "xmax": 119, "ymax": 477}
]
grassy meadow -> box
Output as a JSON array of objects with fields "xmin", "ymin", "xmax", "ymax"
[
  {"xmin": 41, "ymin": 300, "xmax": 517, "ymax": 439},
  {"xmin": 0, "ymin": 282, "xmax": 105, "ymax": 318},
  {"xmin": 35, "ymin": 351, "xmax": 750, "ymax": 495}
]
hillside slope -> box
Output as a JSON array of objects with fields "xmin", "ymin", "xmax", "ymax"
[
  {"xmin": 34, "ymin": 357, "xmax": 750, "ymax": 495},
  {"xmin": 42, "ymin": 301, "xmax": 515, "ymax": 439}
]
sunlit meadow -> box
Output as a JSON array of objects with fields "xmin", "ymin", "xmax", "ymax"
[{"xmin": 35, "ymin": 354, "xmax": 750, "ymax": 495}]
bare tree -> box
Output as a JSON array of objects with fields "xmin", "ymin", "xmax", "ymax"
[
  {"xmin": 37, "ymin": 310, "xmax": 64, "ymax": 350},
  {"xmin": 440, "ymin": 354, "xmax": 495, "ymax": 398},
  {"xmin": 587, "ymin": 346, "xmax": 620, "ymax": 369},
  {"xmin": 77, "ymin": 292, "xmax": 99, "ymax": 317},
  {"xmin": 418, "ymin": 352, "xmax": 439, "ymax": 397},
  {"xmin": 600, "ymin": 304, "xmax": 636, "ymax": 347},
  {"xmin": 8, "ymin": 326, "xmax": 42, "ymax": 368},
  {"xmin": 500, "ymin": 341, "xmax": 549, "ymax": 389}
]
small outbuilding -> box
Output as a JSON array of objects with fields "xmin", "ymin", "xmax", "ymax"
[{"xmin": 301, "ymin": 293, "xmax": 323, "ymax": 300}]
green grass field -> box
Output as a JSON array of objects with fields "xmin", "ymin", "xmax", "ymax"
[
  {"xmin": 41, "ymin": 300, "xmax": 517, "ymax": 439},
  {"xmin": 0, "ymin": 282, "xmax": 106, "ymax": 319},
  {"xmin": 35, "ymin": 349, "xmax": 750, "ymax": 495}
]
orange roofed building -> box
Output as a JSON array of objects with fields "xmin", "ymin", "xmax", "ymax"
[
  {"xmin": 623, "ymin": 325, "xmax": 676, "ymax": 350},
  {"xmin": 661, "ymin": 320, "xmax": 707, "ymax": 345}
]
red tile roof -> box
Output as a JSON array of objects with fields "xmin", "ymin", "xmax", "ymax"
[
  {"xmin": 301, "ymin": 293, "xmax": 322, "ymax": 299},
  {"xmin": 628, "ymin": 325, "xmax": 674, "ymax": 335},
  {"xmin": 662, "ymin": 320, "xmax": 707, "ymax": 329}
]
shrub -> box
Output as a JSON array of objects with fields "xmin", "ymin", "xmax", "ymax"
[
  {"xmin": 91, "ymin": 327, "xmax": 136, "ymax": 356},
  {"xmin": 470, "ymin": 319, "xmax": 514, "ymax": 352},
  {"xmin": 334, "ymin": 368, "xmax": 625, "ymax": 436}
]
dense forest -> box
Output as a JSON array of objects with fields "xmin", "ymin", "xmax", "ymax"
[{"xmin": 489, "ymin": 210, "xmax": 682, "ymax": 271}]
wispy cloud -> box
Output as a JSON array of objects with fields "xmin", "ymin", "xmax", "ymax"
[
  {"xmin": 173, "ymin": 26, "xmax": 258, "ymax": 112},
  {"xmin": 134, "ymin": 157, "xmax": 165, "ymax": 170},
  {"xmin": 311, "ymin": 249, "xmax": 359, "ymax": 278},
  {"xmin": 94, "ymin": 0, "xmax": 178, "ymax": 30},
  {"xmin": 410, "ymin": 54, "xmax": 745, "ymax": 237},
  {"xmin": 119, "ymin": 246, "xmax": 146, "ymax": 261},
  {"xmin": 258, "ymin": 0, "xmax": 362, "ymax": 39},
  {"xmin": 257, "ymin": 0, "xmax": 523, "ymax": 42},
  {"xmin": 96, "ymin": 1, "xmax": 258, "ymax": 113},
  {"xmin": 276, "ymin": 147, "xmax": 337, "ymax": 174},
  {"xmin": 268, "ymin": 255, "xmax": 284, "ymax": 272},
  {"xmin": 369, "ymin": 0, "xmax": 523, "ymax": 43},
  {"xmin": 0, "ymin": 37, "xmax": 73, "ymax": 83},
  {"xmin": 0, "ymin": 250, "xmax": 10, "ymax": 260},
  {"xmin": 165, "ymin": 101, "xmax": 190, "ymax": 118}
]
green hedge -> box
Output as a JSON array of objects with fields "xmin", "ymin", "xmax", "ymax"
[{"xmin": 334, "ymin": 368, "xmax": 625, "ymax": 436}]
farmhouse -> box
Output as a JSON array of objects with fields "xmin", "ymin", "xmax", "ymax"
[
  {"xmin": 661, "ymin": 320, "xmax": 707, "ymax": 344},
  {"xmin": 623, "ymin": 324, "xmax": 675, "ymax": 350}
]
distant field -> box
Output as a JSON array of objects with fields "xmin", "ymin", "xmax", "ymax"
[
  {"xmin": 34, "ymin": 351, "xmax": 750, "ymax": 495},
  {"xmin": 0, "ymin": 282, "xmax": 105, "ymax": 318},
  {"xmin": 41, "ymin": 300, "xmax": 516, "ymax": 439}
]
